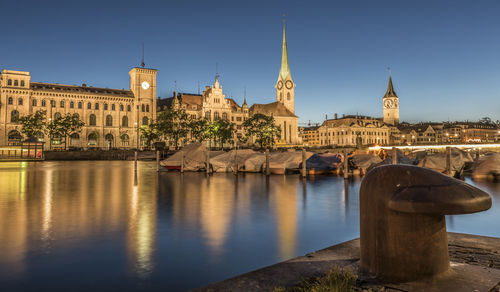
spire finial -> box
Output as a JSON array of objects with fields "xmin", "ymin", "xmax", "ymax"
[
  {"xmin": 388, "ymin": 66, "xmax": 391, "ymax": 77},
  {"xmin": 141, "ymin": 42, "xmax": 145, "ymax": 68},
  {"xmin": 215, "ymin": 62, "xmax": 219, "ymax": 82},
  {"xmin": 243, "ymin": 87, "xmax": 247, "ymax": 105},
  {"xmin": 279, "ymin": 15, "xmax": 291, "ymax": 81}
]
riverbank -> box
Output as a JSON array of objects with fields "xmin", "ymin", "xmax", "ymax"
[{"xmin": 196, "ymin": 233, "xmax": 500, "ymax": 292}]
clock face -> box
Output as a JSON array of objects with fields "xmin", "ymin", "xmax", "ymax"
[
  {"xmin": 384, "ymin": 99, "xmax": 393, "ymax": 108},
  {"xmin": 277, "ymin": 80, "xmax": 283, "ymax": 90},
  {"xmin": 285, "ymin": 80, "xmax": 293, "ymax": 89},
  {"xmin": 141, "ymin": 81, "xmax": 150, "ymax": 90}
]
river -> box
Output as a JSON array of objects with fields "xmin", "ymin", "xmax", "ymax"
[{"xmin": 0, "ymin": 161, "xmax": 498, "ymax": 291}]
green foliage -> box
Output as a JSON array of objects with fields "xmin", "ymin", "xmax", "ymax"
[
  {"xmin": 272, "ymin": 267, "xmax": 357, "ymax": 292},
  {"xmin": 46, "ymin": 113, "xmax": 85, "ymax": 149},
  {"xmin": 139, "ymin": 123, "xmax": 160, "ymax": 149},
  {"xmin": 17, "ymin": 110, "xmax": 47, "ymax": 138},
  {"xmin": 189, "ymin": 118, "xmax": 210, "ymax": 142},
  {"xmin": 207, "ymin": 118, "xmax": 235, "ymax": 148},
  {"xmin": 243, "ymin": 113, "xmax": 281, "ymax": 148},
  {"xmin": 156, "ymin": 109, "xmax": 190, "ymax": 148}
]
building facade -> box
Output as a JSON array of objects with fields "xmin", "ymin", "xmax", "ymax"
[{"xmin": 0, "ymin": 68, "xmax": 157, "ymax": 148}]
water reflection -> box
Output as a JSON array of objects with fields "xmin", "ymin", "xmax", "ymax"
[{"xmin": 0, "ymin": 161, "xmax": 498, "ymax": 291}]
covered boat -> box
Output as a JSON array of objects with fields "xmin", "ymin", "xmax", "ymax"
[
  {"xmin": 268, "ymin": 150, "xmax": 314, "ymax": 174},
  {"xmin": 160, "ymin": 142, "xmax": 223, "ymax": 171},
  {"xmin": 418, "ymin": 147, "xmax": 473, "ymax": 177},
  {"xmin": 303, "ymin": 153, "xmax": 343, "ymax": 175},
  {"xmin": 210, "ymin": 149, "xmax": 261, "ymax": 173},
  {"xmin": 472, "ymin": 152, "xmax": 500, "ymax": 181}
]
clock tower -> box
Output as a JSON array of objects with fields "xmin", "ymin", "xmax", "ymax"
[
  {"xmin": 276, "ymin": 19, "xmax": 295, "ymax": 114},
  {"xmin": 129, "ymin": 67, "xmax": 158, "ymax": 129},
  {"xmin": 382, "ymin": 73, "xmax": 399, "ymax": 125}
]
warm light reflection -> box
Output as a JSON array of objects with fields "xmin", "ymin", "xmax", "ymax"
[
  {"xmin": 272, "ymin": 176, "xmax": 298, "ymax": 260},
  {"xmin": 41, "ymin": 169, "xmax": 53, "ymax": 243}
]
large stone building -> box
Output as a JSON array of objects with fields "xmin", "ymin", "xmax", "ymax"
[{"xmin": 0, "ymin": 67, "xmax": 157, "ymax": 148}]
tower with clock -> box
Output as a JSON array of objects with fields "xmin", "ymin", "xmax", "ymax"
[
  {"xmin": 129, "ymin": 66, "xmax": 158, "ymax": 125},
  {"xmin": 276, "ymin": 19, "xmax": 295, "ymax": 114},
  {"xmin": 382, "ymin": 73, "xmax": 399, "ymax": 125}
]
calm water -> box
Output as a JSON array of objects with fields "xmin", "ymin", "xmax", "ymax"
[{"xmin": 0, "ymin": 161, "xmax": 498, "ymax": 291}]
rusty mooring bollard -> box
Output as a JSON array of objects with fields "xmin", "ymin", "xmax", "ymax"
[{"xmin": 360, "ymin": 165, "xmax": 491, "ymax": 282}]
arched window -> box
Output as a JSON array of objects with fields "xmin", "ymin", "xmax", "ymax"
[
  {"xmin": 88, "ymin": 132, "xmax": 98, "ymax": 146},
  {"xmin": 78, "ymin": 102, "xmax": 83, "ymax": 109},
  {"xmin": 95, "ymin": 103, "xmax": 99, "ymax": 110},
  {"xmin": 8, "ymin": 97, "xmax": 13, "ymax": 105},
  {"xmin": 89, "ymin": 114, "xmax": 96, "ymax": 126},
  {"xmin": 146, "ymin": 105, "xmax": 149, "ymax": 112},
  {"xmin": 87, "ymin": 102, "xmax": 91, "ymax": 109},
  {"xmin": 287, "ymin": 92, "xmax": 290, "ymax": 100},
  {"xmin": 120, "ymin": 134, "xmax": 130, "ymax": 146},
  {"xmin": 105, "ymin": 115, "xmax": 112, "ymax": 127},
  {"xmin": 70, "ymin": 101, "xmax": 74, "ymax": 108},
  {"xmin": 54, "ymin": 112, "xmax": 62, "ymax": 120},
  {"xmin": 222, "ymin": 112, "xmax": 228, "ymax": 120},
  {"xmin": 7, "ymin": 79, "xmax": 12, "ymax": 86},
  {"xmin": 10, "ymin": 110, "xmax": 19, "ymax": 122},
  {"xmin": 111, "ymin": 104, "xmax": 115, "ymax": 111},
  {"xmin": 14, "ymin": 80, "xmax": 18, "ymax": 86},
  {"xmin": 214, "ymin": 112, "xmax": 220, "ymax": 120},
  {"xmin": 18, "ymin": 98, "xmax": 23, "ymax": 105},
  {"xmin": 127, "ymin": 105, "xmax": 131, "ymax": 112},
  {"xmin": 60, "ymin": 100, "xmax": 65, "ymax": 108},
  {"xmin": 105, "ymin": 134, "xmax": 113, "ymax": 143},
  {"xmin": 21, "ymin": 80, "xmax": 25, "ymax": 87},
  {"xmin": 141, "ymin": 104, "xmax": 145, "ymax": 112},
  {"xmin": 8, "ymin": 130, "xmax": 22, "ymax": 142},
  {"xmin": 70, "ymin": 133, "xmax": 80, "ymax": 147},
  {"xmin": 50, "ymin": 100, "xmax": 56, "ymax": 107},
  {"xmin": 104, "ymin": 103, "xmax": 108, "ymax": 110},
  {"xmin": 70, "ymin": 133, "xmax": 80, "ymax": 139},
  {"xmin": 32, "ymin": 99, "xmax": 37, "ymax": 107},
  {"xmin": 122, "ymin": 116, "xmax": 128, "ymax": 127},
  {"xmin": 120, "ymin": 104, "xmax": 124, "ymax": 111},
  {"xmin": 142, "ymin": 116, "xmax": 148, "ymax": 125},
  {"xmin": 42, "ymin": 100, "xmax": 46, "ymax": 107}
]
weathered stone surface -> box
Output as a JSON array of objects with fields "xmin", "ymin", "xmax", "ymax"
[{"xmin": 360, "ymin": 165, "xmax": 491, "ymax": 282}]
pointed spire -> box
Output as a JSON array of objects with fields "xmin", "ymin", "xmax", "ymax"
[
  {"xmin": 383, "ymin": 73, "xmax": 398, "ymax": 98},
  {"xmin": 243, "ymin": 87, "xmax": 248, "ymax": 106},
  {"xmin": 279, "ymin": 15, "xmax": 291, "ymax": 81}
]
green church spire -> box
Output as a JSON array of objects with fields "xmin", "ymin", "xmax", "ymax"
[{"xmin": 279, "ymin": 17, "xmax": 291, "ymax": 81}]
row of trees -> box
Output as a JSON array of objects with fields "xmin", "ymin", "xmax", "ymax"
[
  {"xmin": 139, "ymin": 109, "xmax": 281, "ymax": 149},
  {"xmin": 17, "ymin": 110, "xmax": 84, "ymax": 149}
]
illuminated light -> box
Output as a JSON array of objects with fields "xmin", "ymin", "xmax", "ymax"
[{"xmin": 369, "ymin": 143, "xmax": 500, "ymax": 151}]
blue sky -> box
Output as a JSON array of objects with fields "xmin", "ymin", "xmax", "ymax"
[{"xmin": 1, "ymin": 0, "xmax": 499, "ymax": 124}]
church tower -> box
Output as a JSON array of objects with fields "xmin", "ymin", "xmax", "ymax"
[
  {"xmin": 276, "ymin": 19, "xmax": 295, "ymax": 114},
  {"xmin": 382, "ymin": 73, "xmax": 399, "ymax": 125}
]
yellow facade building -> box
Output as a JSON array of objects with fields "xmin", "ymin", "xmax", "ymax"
[{"xmin": 0, "ymin": 67, "xmax": 157, "ymax": 148}]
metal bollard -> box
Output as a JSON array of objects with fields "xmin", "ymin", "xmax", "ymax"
[
  {"xmin": 134, "ymin": 151, "xmax": 138, "ymax": 171},
  {"xmin": 206, "ymin": 150, "xmax": 210, "ymax": 174},
  {"xmin": 180, "ymin": 150, "xmax": 184, "ymax": 173},
  {"xmin": 156, "ymin": 150, "xmax": 160, "ymax": 172}
]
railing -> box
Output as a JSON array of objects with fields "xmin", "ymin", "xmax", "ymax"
[{"xmin": 0, "ymin": 144, "xmax": 44, "ymax": 160}]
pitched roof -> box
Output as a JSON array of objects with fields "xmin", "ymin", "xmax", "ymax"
[
  {"xmin": 249, "ymin": 101, "xmax": 297, "ymax": 118},
  {"xmin": 30, "ymin": 82, "xmax": 134, "ymax": 98},
  {"xmin": 383, "ymin": 76, "xmax": 398, "ymax": 98}
]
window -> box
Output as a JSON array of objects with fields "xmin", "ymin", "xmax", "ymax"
[
  {"xmin": 146, "ymin": 105, "xmax": 149, "ymax": 112},
  {"xmin": 21, "ymin": 81, "xmax": 25, "ymax": 87},
  {"xmin": 142, "ymin": 116, "xmax": 148, "ymax": 125},
  {"xmin": 141, "ymin": 104, "xmax": 145, "ymax": 112},
  {"xmin": 111, "ymin": 104, "xmax": 115, "ymax": 111},
  {"xmin": 18, "ymin": 98, "xmax": 23, "ymax": 105},
  {"xmin": 32, "ymin": 99, "xmax": 37, "ymax": 106},
  {"xmin": 122, "ymin": 116, "xmax": 128, "ymax": 127},
  {"xmin": 222, "ymin": 112, "xmax": 228, "ymax": 120},
  {"xmin": 89, "ymin": 114, "xmax": 96, "ymax": 126},
  {"xmin": 70, "ymin": 101, "xmax": 74, "ymax": 108},
  {"xmin": 287, "ymin": 92, "xmax": 290, "ymax": 100},
  {"xmin": 214, "ymin": 112, "xmax": 220, "ymax": 120},
  {"xmin": 10, "ymin": 110, "xmax": 19, "ymax": 122},
  {"xmin": 42, "ymin": 100, "xmax": 46, "ymax": 107},
  {"xmin": 120, "ymin": 104, "xmax": 124, "ymax": 111},
  {"xmin": 121, "ymin": 134, "xmax": 129, "ymax": 146},
  {"xmin": 8, "ymin": 79, "xmax": 12, "ymax": 86},
  {"xmin": 280, "ymin": 92, "xmax": 283, "ymax": 100},
  {"xmin": 54, "ymin": 112, "xmax": 62, "ymax": 120},
  {"xmin": 50, "ymin": 100, "xmax": 56, "ymax": 107},
  {"xmin": 60, "ymin": 100, "xmax": 65, "ymax": 108},
  {"xmin": 104, "ymin": 103, "xmax": 108, "ymax": 110},
  {"xmin": 105, "ymin": 115, "xmax": 112, "ymax": 127},
  {"xmin": 87, "ymin": 102, "xmax": 91, "ymax": 109},
  {"xmin": 127, "ymin": 105, "xmax": 131, "ymax": 112},
  {"xmin": 95, "ymin": 103, "xmax": 99, "ymax": 110},
  {"xmin": 78, "ymin": 102, "xmax": 82, "ymax": 109},
  {"xmin": 14, "ymin": 80, "xmax": 18, "ymax": 86},
  {"xmin": 8, "ymin": 97, "xmax": 13, "ymax": 105}
]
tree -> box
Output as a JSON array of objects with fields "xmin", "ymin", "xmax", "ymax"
[
  {"xmin": 479, "ymin": 117, "xmax": 493, "ymax": 125},
  {"xmin": 139, "ymin": 123, "xmax": 160, "ymax": 149},
  {"xmin": 243, "ymin": 113, "xmax": 281, "ymax": 148},
  {"xmin": 207, "ymin": 118, "xmax": 235, "ymax": 149},
  {"xmin": 46, "ymin": 113, "xmax": 85, "ymax": 150},
  {"xmin": 17, "ymin": 110, "xmax": 47, "ymax": 139},
  {"xmin": 189, "ymin": 118, "xmax": 210, "ymax": 142},
  {"xmin": 156, "ymin": 109, "xmax": 190, "ymax": 148}
]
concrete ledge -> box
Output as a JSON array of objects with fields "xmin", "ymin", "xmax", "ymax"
[{"xmin": 195, "ymin": 233, "xmax": 500, "ymax": 292}]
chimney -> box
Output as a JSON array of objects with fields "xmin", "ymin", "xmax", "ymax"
[{"xmin": 334, "ymin": 113, "xmax": 338, "ymax": 119}]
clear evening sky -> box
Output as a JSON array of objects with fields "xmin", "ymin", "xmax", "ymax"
[{"xmin": 1, "ymin": 0, "xmax": 499, "ymax": 124}]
